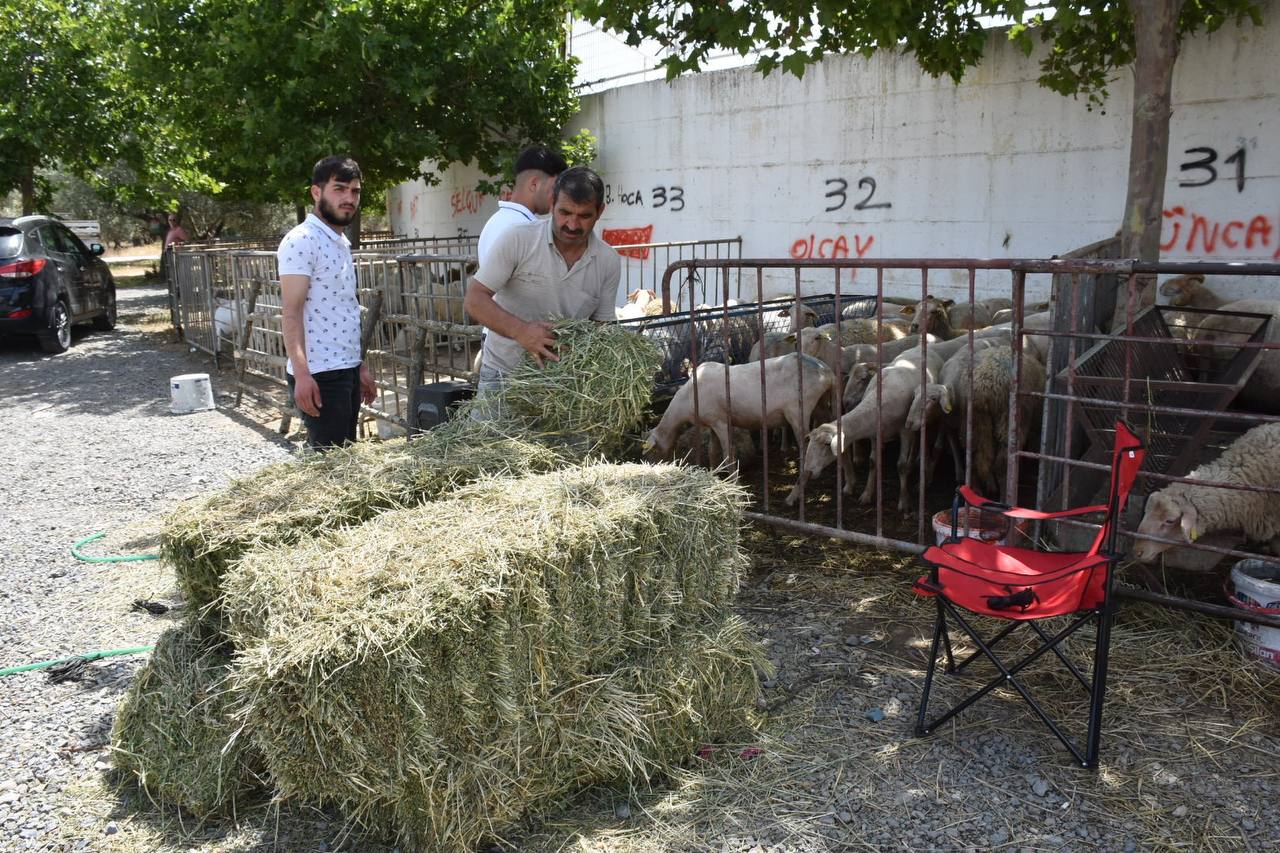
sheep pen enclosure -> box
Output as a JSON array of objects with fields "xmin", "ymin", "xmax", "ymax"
[{"xmin": 168, "ymin": 240, "xmax": 1280, "ymax": 627}]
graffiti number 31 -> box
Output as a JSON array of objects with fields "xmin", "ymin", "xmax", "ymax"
[{"xmin": 1179, "ymin": 145, "xmax": 1247, "ymax": 192}]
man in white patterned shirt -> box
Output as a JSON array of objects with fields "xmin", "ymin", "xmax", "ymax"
[{"xmin": 279, "ymin": 155, "xmax": 376, "ymax": 449}]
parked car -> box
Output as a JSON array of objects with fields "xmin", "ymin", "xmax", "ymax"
[{"xmin": 0, "ymin": 215, "xmax": 117, "ymax": 353}]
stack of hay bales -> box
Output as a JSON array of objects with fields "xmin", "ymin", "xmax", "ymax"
[
  {"xmin": 159, "ymin": 425, "xmax": 564, "ymax": 614},
  {"xmin": 224, "ymin": 463, "xmax": 761, "ymax": 851},
  {"xmin": 110, "ymin": 620, "xmax": 263, "ymax": 818},
  {"xmin": 114, "ymin": 323, "xmax": 761, "ymax": 845}
]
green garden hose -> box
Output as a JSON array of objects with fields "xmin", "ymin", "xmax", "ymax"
[
  {"xmin": 71, "ymin": 532, "xmax": 160, "ymax": 563},
  {"xmin": 0, "ymin": 646, "xmax": 154, "ymax": 679}
]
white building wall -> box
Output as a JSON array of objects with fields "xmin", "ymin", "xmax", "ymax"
[{"xmin": 389, "ymin": 12, "xmax": 1278, "ymax": 303}]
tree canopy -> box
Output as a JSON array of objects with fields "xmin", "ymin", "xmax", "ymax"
[
  {"xmin": 579, "ymin": 1, "xmax": 1259, "ymax": 105},
  {"xmin": 118, "ymin": 0, "xmax": 580, "ymax": 207},
  {"xmin": 0, "ymin": 0, "xmax": 127, "ymax": 212}
]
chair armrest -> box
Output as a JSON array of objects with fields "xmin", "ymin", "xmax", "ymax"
[{"xmin": 959, "ymin": 485, "xmax": 1108, "ymax": 521}]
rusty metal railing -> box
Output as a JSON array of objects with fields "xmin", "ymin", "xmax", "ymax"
[{"xmin": 654, "ymin": 257, "xmax": 1280, "ymax": 629}]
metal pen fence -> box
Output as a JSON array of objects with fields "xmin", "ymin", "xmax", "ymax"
[
  {"xmin": 169, "ymin": 235, "xmax": 733, "ymax": 434},
  {"xmin": 651, "ymin": 257, "xmax": 1280, "ymax": 629}
]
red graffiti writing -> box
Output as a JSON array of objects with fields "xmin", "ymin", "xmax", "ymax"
[
  {"xmin": 1161, "ymin": 206, "xmax": 1278, "ymax": 258},
  {"xmin": 602, "ymin": 225, "xmax": 655, "ymax": 259},
  {"xmin": 395, "ymin": 197, "xmax": 403, "ymax": 217},
  {"xmin": 450, "ymin": 188, "xmax": 486, "ymax": 218},
  {"xmin": 789, "ymin": 233, "xmax": 875, "ymax": 260},
  {"xmin": 409, "ymin": 194, "xmax": 419, "ymax": 223}
]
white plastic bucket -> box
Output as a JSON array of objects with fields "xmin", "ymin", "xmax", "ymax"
[
  {"xmin": 1228, "ymin": 559, "xmax": 1280, "ymax": 672},
  {"xmin": 170, "ymin": 373, "xmax": 215, "ymax": 414},
  {"xmin": 936, "ymin": 504, "xmax": 1024, "ymax": 545}
]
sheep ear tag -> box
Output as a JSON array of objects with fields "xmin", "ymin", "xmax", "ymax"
[
  {"xmin": 641, "ymin": 439, "xmax": 654, "ymax": 452},
  {"xmin": 942, "ymin": 398, "xmax": 953, "ymax": 414}
]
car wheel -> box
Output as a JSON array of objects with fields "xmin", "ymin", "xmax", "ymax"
[
  {"xmin": 39, "ymin": 299, "xmax": 72, "ymax": 354},
  {"xmin": 92, "ymin": 288, "xmax": 117, "ymax": 331}
]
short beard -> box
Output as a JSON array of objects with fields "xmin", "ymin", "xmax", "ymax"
[{"xmin": 318, "ymin": 197, "xmax": 356, "ymax": 228}]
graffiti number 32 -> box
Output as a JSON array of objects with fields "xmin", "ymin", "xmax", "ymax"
[
  {"xmin": 825, "ymin": 177, "xmax": 891, "ymax": 213},
  {"xmin": 1179, "ymin": 145, "xmax": 1246, "ymax": 192}
]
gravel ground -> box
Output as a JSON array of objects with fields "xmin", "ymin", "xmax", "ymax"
[{"xmin": 1, "ymin": 285, "xmax": 1277, "ymax": 852}]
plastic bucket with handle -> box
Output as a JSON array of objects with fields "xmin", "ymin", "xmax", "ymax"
[{"xmin": 1227, "ymin": 559, "xmax": 1280, "ymax": 672}]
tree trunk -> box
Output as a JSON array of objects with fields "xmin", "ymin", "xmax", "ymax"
[
  {"xmin": 1109, "ymin": 0, "xmax": 1184, "ymax": 332},
  {"xmin": 20, "ymin": 163, "xmax": 35, "ymax": 216},
  {"xmin": 296, "ymin": 204, "xmax": 307, "ymax": 224}
]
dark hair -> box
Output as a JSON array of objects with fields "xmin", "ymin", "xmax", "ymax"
[
  {"xmin": 514, "ymin": 145, "xmax": 568, "ymax": 177},
  {"xmin": 312, "ymin": 155, "xmax": 362, "ymax": 187},
  {"xmin": 553, "ymin": 166, "xmax": 605, "ymax": 209}
]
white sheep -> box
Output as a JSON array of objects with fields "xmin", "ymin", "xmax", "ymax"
[
  {"xmin": 779, "ymin": 327, "xmax": 926, "ymax": 381},
  {"xmin": 901, "ymin": 296, "xmax": 958, "ymax": 339},
  {"xmin": 644, "ymin": 352, "xmax": 835, "ymax": 468},
  {"xmin": 1193, "ymin": 299, "xmax": 1280, "ymax": 411},
  {"xmin": 1132, "ymin": 421, "xmax": 1280, "ymax": 562},
  {"xmin": 777, "ymin": 302, "xmax": 820, "ymax": 333},
  {"xmin": 788, "ymin": 346, "xmax": 945, "ymax": 506},
  {"xmin": 897, "ymin": 383, "xmax": 953, "ymax": 513},
  {"xmin": 615, "ymin": 289, "xmax": 660, "ymax": 320},
  {"xmin": 1159, "ymin": 274, "xmax": 1221, "ymax": 310},
  {"xmin": 927, "ymin": 346, "xmax": 1045, "ymax": 498}
]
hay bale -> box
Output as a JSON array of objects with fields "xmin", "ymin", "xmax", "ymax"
[
  {"xmin": 110, "ymin": 620, "xmax": 263, "ymax": 818},
  {"xmin": 159, "ymin": 426, "xmax": 563, "ymax": 614},
  {"xmin": 222, "ymin": 463, "xmax": 760, "ymax": 851},
  {"xmin": 494, "ymin": 318, "xmax": 662, "ymax": 456}
]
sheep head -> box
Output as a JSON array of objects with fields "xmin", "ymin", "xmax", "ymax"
[
  {"xmin": 1159, "ymin": 274, "xmax": 1206, "ymax": 307},
  {"xmin": 800, "ymin": 423, "xmax": 839, "ymax": 477},
  {"xmin": 1132, "ymin": 490, "xmax": 1200, "ymax": 562},
  {"xmin": 903, "ymin": 296, "xmax": 954, "ymax": 336},
  {"xmin": 905, "ymin": 383, "xmax": 952, "ymax": 432},
  {"xmin": 641, "ymin": 428, "xmax": 675, "ymax": 462},
  {"xmin": 843, "ymin": 362, "xmax": 878, "ymax": 410}
]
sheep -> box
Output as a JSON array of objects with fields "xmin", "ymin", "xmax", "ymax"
[
  {"xmin": 1192, "ymin": 299, "xmax": 1280, "ymax": 411},
  {"xmin": 991, "ymin": 300, "xmax": 1052, "ymax": 326},
  {"xmin": 778, "ymin": 302, "xmax": 820, "ymax": 333},
  {"xmin": 811, "ymin": 318, "xmax": 911, "ymax": 346},
  {"xmin": 946, "ymin": 298, "xmax": 1013, "ymax": 331},
  {"xmin": 788, "ymin": 346, "xmax": 945, "ymax": 506},
  {"xmin": 896, "ymin": 383, "xmax": 953, "ymax": 512},
  {"xmin": 901, "ymin": 296, "xmax": 957, "ymax": 339},
  {"xmin": 644, "ymin": 352, "xmax": 835, "ymax": 468},
  {"xmin": 1160, "ymin": 274, "xmax": 1222, "ymax": 310},
  {"xmin": 1132, "ymin": 421, "xmax": 1280, "ymax": 562},
  {"xmin": 615, "ymin": 288, "xmax": 659, "ymax": 320},
  {"xmin": 928, "ymin": 347, "xmax": 1046, "ymax": 498},
  {"xmin": 779, "ymin": 327, "xmax": 924, "ymax": 380}
]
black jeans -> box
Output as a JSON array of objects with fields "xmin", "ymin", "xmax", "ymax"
[{"xmin": 288, "ymin": 366, "xmax": 361, "ymax": 450}]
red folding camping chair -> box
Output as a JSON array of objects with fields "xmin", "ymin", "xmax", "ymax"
[{"xmin": 914, "ymin": 420, "xmax": 1145, "ymax": 768}]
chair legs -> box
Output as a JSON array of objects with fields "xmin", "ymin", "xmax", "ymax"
[{"xmin": 915, "ymin": 599, "xmax": 1116, "ymax": 769}]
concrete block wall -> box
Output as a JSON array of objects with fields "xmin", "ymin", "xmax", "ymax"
[{"xmin": 389, "ymin": 10, "xmax": 1278, "ymax": 305}]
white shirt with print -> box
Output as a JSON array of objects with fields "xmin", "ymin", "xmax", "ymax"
[{"xmin": 277, "ymin": 213, "xmax": 362, "ymax": 376}]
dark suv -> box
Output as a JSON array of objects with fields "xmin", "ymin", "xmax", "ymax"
[{"xmin": 0, "ymin": 215, "xmax": 117, "ymax": 353}]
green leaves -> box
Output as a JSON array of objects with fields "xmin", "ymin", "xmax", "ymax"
[{"xmin": 576, "ymin": 0, "xmax": 1263, "ymax": 105}]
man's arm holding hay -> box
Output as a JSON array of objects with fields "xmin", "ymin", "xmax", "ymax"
[
  {"xmin": 464, "ymin": 281, "xmax": 559, "ymax": 367},
  {"xmin": 465, "ymin": 232, "xmax": 560, "ymax": 368},
  {"xmin": 281, "ymin": 275, "xmax": 321, "ymax": 416}
]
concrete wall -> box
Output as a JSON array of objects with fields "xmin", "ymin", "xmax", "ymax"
[{"xmin": 389, "ymin": 12, "xmax": 1278, "ymax": 304}]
